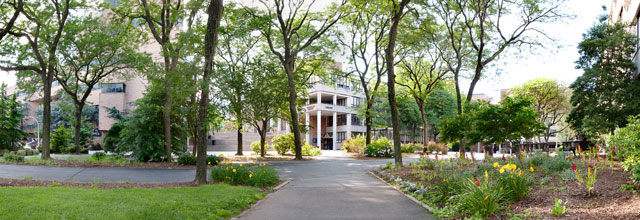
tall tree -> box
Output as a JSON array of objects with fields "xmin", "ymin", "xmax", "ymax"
[
  {"xmin": 254, "ymin": 0, "xmax": 345, "ymax": 160},
  {"xmin": 0, "ymin": 0, "xmax": 23, "ymax": 41},
  {"xmin": 569, "ymin": 22, "xmax": 640, "ymax": 139},
  {"xmin": 195, "ymin": 0, "xmax": 223, "ymax": 184},
  {"xmin": 337, "ymin": 1, "xmax": 388, "ymax": 145},
  {"xmin": 510, "ymin": 78, "xmax": 571, "ymax": 149},
  {"xmin": 55, "ymin": 15, "xmax": 150, "ymax": 153},
  {"xmin": 0, "ymin": 0, "xmax": 77, "ymax": 159},
  {"xmin": 113, "ymin": 0, "xmax": 204, "ymax": 160},
  {"xmin": 216, "ymin": 4, "xmax": 261, "ymax": 156},
  {"xmin": 384, "ymin": 0, "xmax": 411, "ymax": 168}
]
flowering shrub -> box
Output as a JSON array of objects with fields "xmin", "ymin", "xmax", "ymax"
[
  {"xmin": 363, "ymin": 137, "xmax": 393, "ymax": 157},
  {"xmin": 425, "ymin": 141, "xmax": 448, "ymax": 154},
  {"xmin": 401, "ymin": 143, "xmax": 422, "ymax": 153},
  {"xmin": 495, "ymin": 163, "xmax": 532, "ymax": 201},
  {"xmin": 341, "ymin": 135, "xmax": 366, "ymax": 153},
  {"xmin": 456, "ymin": 171, "xmax": 507, "ymax": 218},
  {"xmin": 210, "ymin": 160, "xmax": 279, "ymax": 187}
]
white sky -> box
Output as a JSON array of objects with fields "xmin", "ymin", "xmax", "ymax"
[{"xmin": 1, "ymin": 0, "xmax": 608, "ymax": 101}]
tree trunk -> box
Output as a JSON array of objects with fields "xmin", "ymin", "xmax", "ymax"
[
  {"xmin": 74, "ymin": 103, "xmax": 84, "ymax": 153},
  {"xmin": 195, "ymin": 0, "xmax": 223, "ymax": 185},
  {"xmin": 260, "ymin": 120, "xmax": 267, "ymax": 157},
  {"xmin": 163, "ymin": 83, "xmax": 172, "ymax": 161},
  {"xmin": 417, "ymin": 101, "xmax": 428, "ymax": 146},
  {"xmin": 41, "ymin": 80, "xmax": 51, "ymax": 159},
  {"xmin": 386, "ymin": 0, "xmax": 410, "ymax": 168},
  {"xmin": 192, "ymin": 132, "xmax": 198, "ymax": 156},
  {"xmin": 236, "ymin": 125, "xmax": 243, "ymax": 156},
  {"xmin": 284, "ymin": 61, "xmax": 303, "ymax": 160},
  {"xmin": 365, "ymin": 100, "xmax": 373, "ymax": 145},
  {"xmin": 465, "ymin": 67, "xmax": 483, "ymax": 103},
  {"xmin": 454, "ymin": 74, "xmax": 462, "ymax": 114}
]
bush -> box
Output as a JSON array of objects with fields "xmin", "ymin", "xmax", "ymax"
[
  {"xmin": 207, "ymin": 155, "xmax": 221, "ymax": 166},
  {"xmin": 456, "ymin": 177, "xmax": 506, "ymax": 218},
  {"xmin": 177, "ymin": 153, "xmax": 197, "ymax": 165},
  {"xmin": 526, "ymin": 153, "xmax": 551, "ymax": 167},
  {"xmin": 92, "ymin": 152, "xmax": 107, "ymax": 161},
  {"xmin": 210, "ymin": 163, "xmax": 279, "ymax": 187},
  {"xmin": 250, "ymin": 141, "xmax": 271, "ymax": 155},
  {"xmin": 496, "ymin": 166, "xmax": 532, "ymax": 202},
  {"xmin": 401, "ymin": 143, "xmax": 422, "ymax": 153},
  {"xmin": 541, "ymin": 156, "xmax": 571, "ymax": 173},
  {"xmin": 609, "ymin": 115, "xmax": 640, "ymax": 172},
  {"xmin": 272, "ymin": 133, "xmax": 295, "ymax": 155},
  {"xmin": 341, "ymin": 135, "xmax": 366, "ymax": 153},
  {"xmin": 425, "ymin": 141, "xmax": 448, "ymax": 154},
  {"xmin": 363, "ymin": 137, "xmax": 394, "ymax": 157},
  {"xmin": 3, "ymin": 152, "xmax": 24, "ymax": 162},
  {"xmin": 631, "ymin": 164, "xmax": 640, "ymax": 185},
  {"xmin": 51, "ymin": 125, "xmax": 74, "ymax": 154},
  {"xmin": 559, "ymin": 168, "xmax": 576, "ymax": 182}
]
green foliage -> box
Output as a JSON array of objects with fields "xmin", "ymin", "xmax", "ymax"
[
  {"xmin": 363, "ymin": 137, "xmax": 394, "ymax": 157},
  {"xmin": 3, "ymin": 152, "xmax": 24, "ymax": 162},
  {"xmin": 425, "ymin": 141, "xmax": 448, "ymax": 154},
  {"xmin": 0, "ymin": 84, "xmax": 27, "ymax": 151},
  {"xmin": 250, "ymin": 141, "xmax": 271, "ymax": 155},
  {"xmin": 631, "ymin": 164, "xmax": 640, "ymax": 185},
  {"xmin": 609, "ymin": 115, "xmax": 640, "ymax": 171},
  {"xmin": 91, "ymin": 152, "xmax": 106, "ymax": 161},
  {"xmin": 297, "ymin": 143, "xmax": 321, "ymax": 156},
  {"xmin": 177, "ymin": 153, "xmax": 197, "ymax": 165},
  {"xmin": 401, "ymin": 143, "xmax": 422, "ymax": 153},
  {"xmin": 468, "ymin": 97, "xmax": 545, "ymax": 145},
  {"xmin": 569, "ymin": 22, "xmax": 640, "ymax": 138},
  {"xmin": 272, "ymin": 133, "xmax": 295, "ymax": 155},
  {"xmin": 341, "ymin": 135, "xmax": 366, "ymax": 153},
  {"xmin": 50, "ymin": 125, "xmax": 74, "ymax": 154},
  {"xmin": 456, "ymin": 177, "xmax": 506, "ymax": 218},
  {"xmin": 103, "ymin": 122, "xmax": 125, "ymax": 154},
  {"xmin": 207, "ymin": 155, "xmax": 221, "ymax": 166},
  {"xmin": 551, "ymin": 198, "xmax": 568, "ymax": 217},
  {"xmin": 496, "ymin": 169, "xmax": 532, "ymax": 202},
  {"xmin": 559, "ymin": 169, "xmax": 576, "ymax": 182},
  {"xmin": 540, "ymin": 155, "xmax": 571, "ymax": 173},
  {"xmin": 0, "ymin": 184, "xmax": 263, "ymax": 219},
  {"xmin": 526, "ymin": 153, "xmax": 551, "ymax": 167},
  {"xmin": 210, "ymin": 163, "xmax": 279, "ymax": 187}
]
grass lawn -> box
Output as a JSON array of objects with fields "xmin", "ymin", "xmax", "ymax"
[{"xmin": 0, "ymin": 184, "xmax": 265, "ymax": 220}]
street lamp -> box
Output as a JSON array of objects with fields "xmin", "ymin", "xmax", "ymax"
[{"xmin": 25, "ymin": 116, "xmax": 39, "ymax": 149}]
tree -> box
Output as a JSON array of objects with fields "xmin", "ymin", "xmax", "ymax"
[
  {"xmin": 510, "ymin": 78, "xmax": 571, "ymax": 149},
  {"xmin": 216, "ymin": 4, "xmax": 261, "ymax": 156},
  {"xmin": 397, "ymin": 51, "xmax": 449, "ymax": 146},
  {"xmin": 253, "ymin": 0, "xmax": 345, "ymax": 160},
  {"xmin": 568, "ymin": 22, "xmax": 640, "ymax": 139},
  {"xmin": 0, "ymin": 84, "xmax": 27, "ymax": 151},
  {"xmin": 195, "ymin": 0, "xmax": 223, "ymax": 184},
  {"xmin": 0, "ymin": 0, "xmax": 23, "ymax": 41},
  {"xmin": 337, "ymin": 1, "xmax": 388, "ymax": 145},
  {"xmin": 384, "ymin": 0, "xmax": 412, "ymax": 168},
  {"xmin": 113, "ymin": 0, "xmax": 205, "ymax": 160},
  {"xmin": 0, "ymin": 0, "xmax": 77, "ymax": 159},
  {"xmin": 55, "ymin": 14, "xmax": 150, "ymax": 153}
]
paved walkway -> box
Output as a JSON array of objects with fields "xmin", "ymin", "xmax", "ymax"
[{"xmin": 0, "ymin": 151, "xmax": 434, "ymax": 219}]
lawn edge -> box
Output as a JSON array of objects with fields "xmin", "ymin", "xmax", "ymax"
[
  {"xmin": 230, "ymin": 178, "xmax": 292, "ymax": 220},
  {"xmin": 368, "ymin": 171, "xmax": 436, "ymax": 213}
]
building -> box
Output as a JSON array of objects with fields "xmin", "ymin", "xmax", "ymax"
[
  {"xmin": 471, "ymin": 93, "xmax": 492, "ymax": 103},
  {"xmin": 609, "ymin": 0, "xmax": 640, "ymax": 80}
]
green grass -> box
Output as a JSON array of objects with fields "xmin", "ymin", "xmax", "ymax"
[{"xmin": 0, "ymin": 184, "xmax": 264, "ymax": 220}]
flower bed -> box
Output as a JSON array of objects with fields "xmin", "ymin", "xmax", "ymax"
[{"xmin": 375, "ymin": 152, "xmax": 640, "ymax": 219}]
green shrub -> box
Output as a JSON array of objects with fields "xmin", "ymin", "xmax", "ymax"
[
  {"xmin": 51, "ymin": 125, "xmax": 74, "ymax": 154},
  {"xmin": 341, "ymin": 135, "xmax": 366, "ymax": 153},
  {"xmin": 207, "ymin": 155, "xmax": 221, "ymax": 166},
  {"xmin": 363, "ymin": 137, "xmax": 393, "ymax": 157},
  {"xmin": 210, "ymin": 163, "xmax": 279, "ymax": 187},
  {"xmin": 425, "ymin": 141, "xmax": 448, "ymax": 154},
  {"xmin": 559, "ymin": 169, "xmax": 576, "ymax": 182},
  {"xmin": 541, "ymin": 156, "xmax": 571, "ymax": 173},
  {"xmin": 177, "ymin": 153, "xmax": 197, "ymax": 165},
  {"xmin": 526, "ymin": 153, "xmax": 551, "ymax": 167},
  {"xmin": 272, "ymin": 133, "xmax": 295, "ymax": 155},
  {"xmin": 456, "ymin": 177, "xmax": 506, "ymax": 218},
  {"xmin": 401, "ymin": 143, "xmax": 422, "ymax": 153},
  {"xmin": 92, "ymin": 152, "xmax": 107, "ymax": 161},
  {"xmin": 609, "ymin": 115, "xmax": 640, "ymax": 165},
  {"xmin": 621, "ymin": 155, "xmax": 640, "ymax": 171},
  {"xmin": 3, "ymin": 152, "xmax": 24, "ymax": 162},
  {"xmin": 298, "ymin": 143, "xmax": 321, "ymax": 156},
  {"xmin": 250, "ymin": 141, "xmax": 271, "ymax": 155},
  {"xmin": 496, "ymin": 168, "xmax": 532, "ymax": 202},
  {"xmin": 631, "ymin": 164, "xmax": 640, "ymax": 185}
]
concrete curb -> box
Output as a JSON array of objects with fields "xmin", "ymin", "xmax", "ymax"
[
  {"xmin": 231, "ymin": 178, "xmax": 293, "ymax": 220},
  {"xmin": 368, "ymin": 171, "xmax": 436, "ymax": 213}
]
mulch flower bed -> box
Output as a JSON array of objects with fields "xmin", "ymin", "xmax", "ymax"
[
  {"xmin": 377, "ymin": 163, "xmax": 640, "ymax": 219},
  {"xmin": 0, "ymin": 178, "xmax": 197, "ymax": 189}
]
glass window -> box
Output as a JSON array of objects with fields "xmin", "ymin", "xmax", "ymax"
[
  {"xmin": 351, "ymin": 116, "xmax": 361, "ymax": 126},
  {"xmin": 337, "ymin": 132, "xmax": 346, "ymax": 142},
  {"xmin": 337, "ymin": 115, "xmax": 347, "ymax": 126},
  {"xmin": 101, "ymin": 83, "xmax": 125, "ymax": 93}
]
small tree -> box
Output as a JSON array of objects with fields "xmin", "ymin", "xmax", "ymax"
[{"xmin": 0, "ymin": 84, "xmax": 27, "ymax": 151}]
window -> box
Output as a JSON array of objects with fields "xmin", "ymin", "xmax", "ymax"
[
  {"xmin": 101, "ymin": 83, "xmax": 125, "ymax": 93},
  {"xmin": 337, "ymin": 132, "xmax": 346, "ymax": 142},
  {"xmin": 352, "ymin": 132, "xmax": 363, "ymax": 137},
  {"xmin": 327, "ymin": 116, "xmax": 333, "ymax": 127},
  {"xmin": 337, "ymin": 115, "xmax": 347, "ymax": 126},
  {"xmin": 352, "ymin": 97, "xmax": 363, "ymax": 107},
  {"xmin": 337, "ymin": 98, "xmax": 346, "ymax": 106},
  {"xmin": 351, "ymin": 116, "xmax": 361, "ymax": 126}
]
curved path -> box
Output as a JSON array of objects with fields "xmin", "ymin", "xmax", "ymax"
[{"xmin": 0, "ymin": 152, "xmax": 433, "ymax": 220}]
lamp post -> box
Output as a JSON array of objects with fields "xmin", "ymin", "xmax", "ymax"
[{"xmin": 25, "ymin": 116, "xmax": 39, "ymax": 148}]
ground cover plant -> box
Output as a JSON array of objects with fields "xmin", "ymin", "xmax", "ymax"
[
  {"xmin": 0, "ymin": 184, "xmax": 264, "ymax": 220},
  {"xmin": 376, "ymin": 152, "xmax": 640, "ymax": 219},
  {"xmin": 210, "ymin": 160, "xmax": 279, "ymax": 187}
]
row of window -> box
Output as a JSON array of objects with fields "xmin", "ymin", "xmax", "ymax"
[
  {"xmin": 334, "ymin": 132, "xmax": 364, "ymax": 143},
  {"xmin": 329, "ymin": 115, "xmax": 360, "ymax": 126}
]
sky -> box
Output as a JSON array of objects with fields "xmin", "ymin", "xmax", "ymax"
[{"xmin": 0, "ymin": 0, "xmax": 609, "ymax": 102}]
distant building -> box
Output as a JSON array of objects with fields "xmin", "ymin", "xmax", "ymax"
[
  {"xmin": 608, "ymin": 0, "xmax": 640, "ymax": 80},
  {"xmin": 500, "ymin": 89, "xmax": 512, "ymax": 102},
  {"xmin": 470, "ymin": 93, "xmax": 492, "ymax": 103}
]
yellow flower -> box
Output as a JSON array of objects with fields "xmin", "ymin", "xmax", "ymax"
[
  {"xmin": 239, "ymin": 164, "xmax": 243, "ymax": 167},
  {"xmin": 249, "ymin": 174, "xmax": 253, "ymax": 178},
  {"xmin": 493, "ymin": 162, "xmax": 499, "ymax": 168},
  {"xmin": 499, "ymin": 168, "xmax": 505, "ymax": 174},
  {"xmin": 484, "ymin": 196, "xmax": 488, "ymax": 201},
  {"xmin": 233, "ymin": 169, "xmax": 236, "ymax": 173},
  {"xmin": 208, "ymin": 162, "xmax": 211, "ymax": 165},
  {"xmin": 518, "ymin": 170, "xmax": 522, "ymax": 176},
  {"xmin": 530, "ymin": 167, "xmax": 534, "ymax": 172},
  {"xmin": 484, "ymin": 170, "xmax": 488, "ymax": 179},
  {"xmin": 500, "ymin": 187, "xmax": 503, "ymax": 191}
]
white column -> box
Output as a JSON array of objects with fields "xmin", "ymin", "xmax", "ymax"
[
  {"xmin": 317, "ymin": 91, "xmax": 322, "ymax": 106},
  {"xmin": 346, "ymin": 113, "xmax": 352, "ymax": 138},
  {"xmin": 333, "ymin": 112, "xmax": 337, "ymax": 150},
  {"xmin": 333, "ymin": 95, "xmax": 337, "ymax": 105},
  {"xmin": 277, "ymin": 119, "xmax": 282, "ymax": 134},
  {"xmin": 305, "ymin": 112, "xmax": 310, "ymax": 144},
  {"xmin": 317, "ymin": 110, "xmax": 322, "ymax": 148}
]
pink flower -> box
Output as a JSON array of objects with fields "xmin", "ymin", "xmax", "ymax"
[
  {"xmin": 604, "ymin": 154, "xmax": 607, "ymax": 160},
  {"xmin": 502, "ymin": 155, "xmax": 506, "ymax": 161},
  {"xmin": 435, "ymin": 154, "xmax": 438, "ymax": 160}
]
